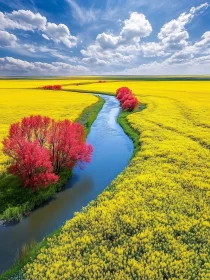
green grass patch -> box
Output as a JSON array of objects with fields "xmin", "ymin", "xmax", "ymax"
[{"xmin": 117, "ymin": 104, "xmax": 146, "ymax": 158}]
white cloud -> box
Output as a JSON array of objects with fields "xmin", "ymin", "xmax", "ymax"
[
  {"xmin": 141, "ymin": 42, "xmax": 165, "ymax": 57},
  {"xmin": 3, "ymin": 42, "xmax": 81, "ymax": 62},
  {"xmin": 194, "ymin": 31, "xmax": 210, "ymax": 50},
  {"xmin": 0, "ymin": 10, "xmax": 47, "ymax": 31},
  {"xmin": 0, "ymin": 57, "xmax": 90, "ymax": 75},
  {"xmin": 95, "ymin": 12, "xmax": 152, "ymax": 50},
  {"xmin": 141, "ymin": 27, "xmax": 210, "ymax": 65},
  {"xmin": 117, "ymin": 54, "xmax": 210, "ymax": 75},
  {"xmin": 190, "ymin": 2, "xmax": 209, "ymax": 14},
  {"xmin": 81, "ymin": 12, "xmax": 152, "ymax": 65},
  {"xmin": 120, "ymin": 12, "xmax": 152, "ymax": 41},
  {"xmin": 42, "ymin": 34, "xmax": 49, "ymax": 40},
  {"xmin": 0, "ymin": 9, "xmax": 77, "ymax": 48},
  {"xmin": 137, "ymin": 2, "xmax": 210, "ymax": 59},
  {"xmin": 158, "ymin": 2, "xmax": 209, "ymax": 51},
  {"xmin": 0, "ymin": 30, "xmax": 17, "ymax": 47},
  {"xmin": 82, "ymin": 57, "xmax": 109, "ymax": 66},
  {"xmin": 96, "ymin": 33, "xmax": 120, "ymax": 49},
  {"xmin": 7, "ymin": 9, "xmax": 47, "ymax": 30},
  {"xmin": 165, "ymin": 49, "xmax": 194, "ymax": 64},
  {"xmin": 81, "ymin": 43, "xmax": 134, "ymax": 66},
  {"xmin": 43, "ymin": 23, "xmax": 77, "ymax": 48}
]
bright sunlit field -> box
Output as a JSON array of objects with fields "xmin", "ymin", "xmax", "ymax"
[
  {"xmin": 16, "ymin": 79, "xmax": 210, "ymax": 279},
  {"xmin": 0, "ymin": 83, "xmax": 98, "ymax": 174}
]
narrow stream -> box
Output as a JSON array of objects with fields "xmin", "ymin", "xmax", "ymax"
[{"xmin": 0, "ymin": 94, "xmax": 134, "ymax": 274}]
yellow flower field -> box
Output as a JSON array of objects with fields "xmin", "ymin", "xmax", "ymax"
[
  {"xmin": 0, "ymin": 79, "xmax": 210, "ymax": 279},
  {"xmin": 0, "ymin": 85, "xmax": 98, "ymax": 174},
  {"xmin": 19, "ymin": 80, "xmax": 210, "ymax": 279},
  {"xmin": 0, "ymin": 78, "xmax": 104, "ymax": 89}
]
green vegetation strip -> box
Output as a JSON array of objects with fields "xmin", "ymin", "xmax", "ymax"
[
  {"xmin": 0, "ymin": 95, "xmax": 104, "ymax": 225},
  {"xmin": 63, "ymin": 88, "xmax": 114, "ymax": 96},
  {"xmin": 118, "ymin": 104, "xmax": 146, "ymax": 158},
  {"xmin": 75, "ymin": 95, "xmax": 104, "ymax": 136}
]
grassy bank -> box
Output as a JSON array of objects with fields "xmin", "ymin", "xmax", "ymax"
[
  {"xmin": 117, "ymin": 104, "xmax": 146, "ymax": 158},
  {"xmin": 75, "ymin": 95, "xmax": 104, "ymax": 135},
  {"xmin": 63, "ymin": 88, "xmax": 114, "ymax": 96},
  {"xmin": 0, "ymin": 95, "xmax": 104, "ymax": 224}
]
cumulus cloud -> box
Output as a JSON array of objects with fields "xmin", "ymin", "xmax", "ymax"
[
  {"xmin": 139, "ymin": 2, "xmax": 209, "ymax": 58},
  {"xmin": 81, "ymin": 12, "xmax": 152, "ymax": 66},
  {"xmin": 43, "ymin": 23, "xmax": 77, "ymax": 48},
  {"xmin": 0, "ymin": 9, "xmax": 77, "ymax": 48},
  {"xmin": 95, "ymin": 12, "xmax": 152, "ymax": 50},
  {"xmin": 82, "ymin": 57, "xmax": 109, "ymax": 66},
  {"xmin": 0, "ymin": 57, "xmax": 90, "ymax": 75},
  {"xmin": 165, "ymin": 49, "xmax": 195, "ymax": 64},
  {"xmin": 141, "ymin": 42, "xmax": 165, "ymax": 57},
  {"xmin": 96, "ymin": 33, "xmax": 120, "ymax": 49},
  {"xmin": 81, "ymin": 3, "xmax": 210, "ymax": 68},
  {"xmin": 81, "ymin": 43, "xmax": 134, "ymax": 67},
  {"xmin": 0, "ymin": 30, "xmax": 17, "ymax": 47},
  {"xmin": 120, "ymin": 12, "xmax": 152, "ymax": 41},
  {"xmin": 117, "ymin": 54, "xmax": 210, "ymax": 75},
  {"xmin": 194, "ymin": 31, "xmax": 210, "ymax": 51},
  {"xmin": 0, "ymin": 10, "xmax": 47, "ymax": 31},
  {"xmin": 158, "ymin": 2, "xmax": 209, "ymax": 51}
]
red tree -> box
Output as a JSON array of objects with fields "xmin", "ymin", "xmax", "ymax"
[
  {"xmin": 116, "ymin": 87, "xmax": 139, "ymax": 111},
  {"xmin": 122, "ymin": 96, "xmax": 139, "ymax": 111},
  {"xmin": 119, "ymin": 91, "xmax": 133, "ymax": 104},
  {"xmin": 42, "ymin": 85, "xmax": 62, "ymax": 90},
  {"xmin": 116, "ymin": 87, "xmax": 130, "ymax": 98},
  {"xmin": 2, "ymin": 137, "xmax": 58, "ymax": 189},
  {"xmin": 48, "ymin": 120, "xmax": 93, "ymax": 174},
  {"xmin": 2, "ymin": 116, "xmax": 93, "ymax": 189}
]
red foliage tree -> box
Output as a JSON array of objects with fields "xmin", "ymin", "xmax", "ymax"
[
  {"xmin": 119, "ymin": 91, "xmax": 133, "ymax": 104},
  {"xmin": 116, "ymin": 87, "xmax": 130, "ymax": 98},
  {"xmin": 122, "ymin": 96, "xmax": 139, "ymax": 111},
  {"xmin": 21, "ymin": 115, "xmax": 51, "ymax": 146},
  {"xmin": 116, "ymin": 87, "xmax": 139, "ymax": 111},
  {"xmin": 2, "ymin": 135, "xmax": 58, "ymax": 189},
  {"xmin": 42, "ymin": 85, "xmax": 62, "ymax": 90},
  {"xmin": 48, "ymin": 120, "xmax": 93, "ymax": 174},
  {"xmin": 2, "ymin": 116, "xmax": 93, "ymax": 189}
]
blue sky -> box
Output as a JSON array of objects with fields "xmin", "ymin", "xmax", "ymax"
[{"xmin": 0, "ymin": 0, "xmax": 210, "ymax": 75}]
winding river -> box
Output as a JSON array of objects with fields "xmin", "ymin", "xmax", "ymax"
[{"xmin": 0, "ymin": 94, "xmax": 134, "ymax": 274}]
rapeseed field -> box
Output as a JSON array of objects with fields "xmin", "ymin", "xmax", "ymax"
[
  {"xmin": 0, "ymin": 85, "xmax": 98, "ymax": 174},
  {"xmin": 1, "ymin": 79, "xmax": 210, "ymax": 279},
  {"xmin": 20, "ymin": 80, "xmax": 210, "ymax": 279}
]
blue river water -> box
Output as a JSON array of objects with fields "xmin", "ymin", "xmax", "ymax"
[{"xmin": 0, "ymin": 94, "xmax": 133, "ymax": 274}]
